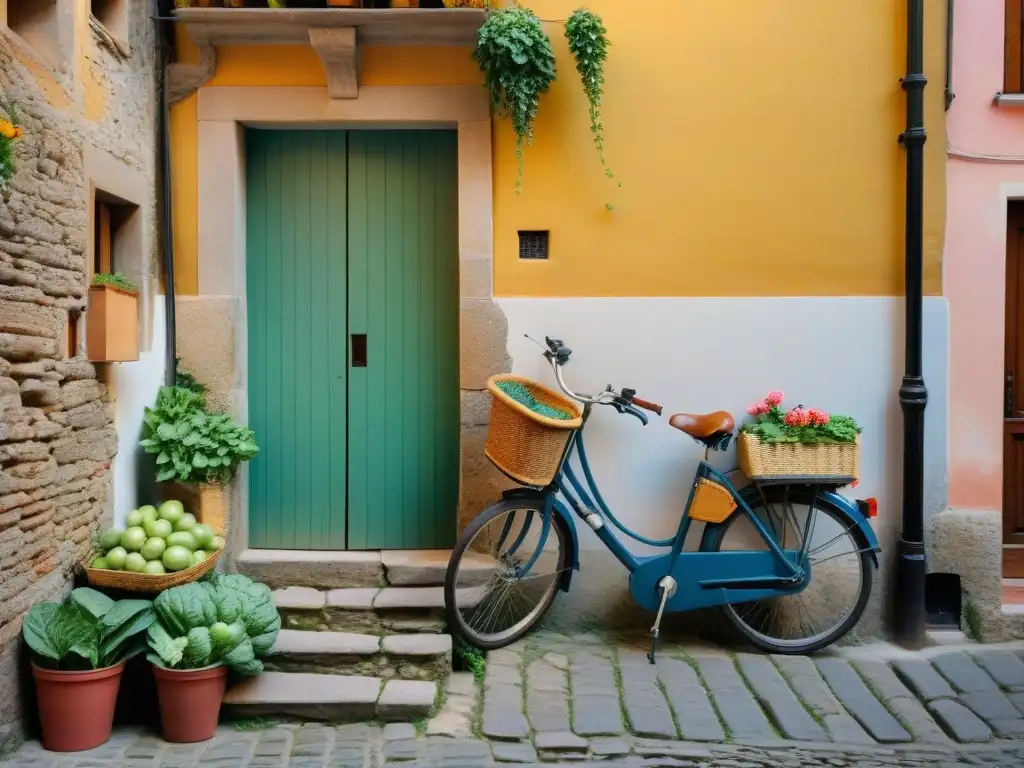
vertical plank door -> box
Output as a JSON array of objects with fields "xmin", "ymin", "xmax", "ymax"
[
  {"xmin": 246, "ymin": 130, "xmax": 349, "ymax": 550},
  {"xmin": 346, "ymin": 130, "xmax": 460, "ymax": 550},
  {"xmin": 1005, "ymin": 201, "xmax": 1024, "ymax": 576}
]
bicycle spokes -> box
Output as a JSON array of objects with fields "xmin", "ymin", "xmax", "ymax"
[
  {"xmin": 451, "ymin": 506, "xmax": 567, "ymax": 645},
  {"xmin": 719, "ymin": 500, "xmax": 867, "ymax": 648}
]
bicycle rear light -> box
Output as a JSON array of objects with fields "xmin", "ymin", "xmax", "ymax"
[{"xmin": 857, "ymin": 498, "xmax": 878, "ymax": 518}]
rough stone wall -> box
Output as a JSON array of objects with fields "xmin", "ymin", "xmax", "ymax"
[{"xmin": 0, "ymin": 1, "xmax": 157, "ymax": 742}]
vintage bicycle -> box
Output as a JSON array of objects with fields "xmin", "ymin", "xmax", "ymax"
[{"xmin": 444, "ymin": 336, "xmax": 881, "ymax": 660}]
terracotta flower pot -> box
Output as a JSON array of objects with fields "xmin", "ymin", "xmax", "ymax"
[
  {"xmin": 153, "ymin": 664, "xmax": 227, "ymax": 743},
  {"xmin": 32, "ymin": 661, "xmax": 125, "ymax": 752}
]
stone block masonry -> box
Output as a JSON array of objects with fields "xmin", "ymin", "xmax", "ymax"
[{"xmin": 0, "ymin": 0, "xmax": 158, "ymax": 745}]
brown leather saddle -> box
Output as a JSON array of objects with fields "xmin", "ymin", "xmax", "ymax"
[{"xmin": 668, "ymin": 410, "xmax": 735, "ymax": 450}]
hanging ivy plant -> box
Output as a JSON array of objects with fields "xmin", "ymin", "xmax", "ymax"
[
  {"xmin": 474, "ymin": 6, "xmax": 556, "ymax": 193},
  {"xmin": 565, "ymin": 8, "xmax": 615, "ymax": 187}
]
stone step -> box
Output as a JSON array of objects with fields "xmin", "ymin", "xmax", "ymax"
[
  {"xmin": 266, "ymin": 629, "xmax": 453, "ymax": 681},
  {"xmin": 238, "ymin": 548, "xmax": 497, "ymax": 590},
  {"xmin": 382, "ymin": 549, "xmax": 495, "ymax": 587},
  {"xmin": 223, "ymin": 671, "xmax": 437, "ymax": 722},
  {"xmin": 274, "ymin": 585, "xmax": 486, "ymax": 635},
  {"xmin": 237, "ymin": 549, "xmax": 385, "ymax": 590}
]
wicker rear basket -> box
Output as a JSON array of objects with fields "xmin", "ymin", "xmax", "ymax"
[
  {"xmin": 84, "ymin": 548, "xmax": 222, "ymax": 593},
  {"xmin": 485, "ymin": 375, "xmax": 583, "ymax": 487},
  {"xmin": 738, "ymin": 432, "xmax": 859, "ymax": 483}
]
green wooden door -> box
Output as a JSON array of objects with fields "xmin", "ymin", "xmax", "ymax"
[
  {"xmin": 246, "ymin": 129, "xmax": 458, "ymax": 551},
  {"xmin": 347, "ymin": 131, "xmax": 459, "ymax": 550}
]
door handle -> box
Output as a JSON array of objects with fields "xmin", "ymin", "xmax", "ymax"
[{"xmin": 351, "ymin": 334, "xmax": 367, "ymax": 368}]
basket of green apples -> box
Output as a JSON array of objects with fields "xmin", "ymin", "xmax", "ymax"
[{"xmin": 85, "ymin": 500, "xmax": 226, "ymax": 592}]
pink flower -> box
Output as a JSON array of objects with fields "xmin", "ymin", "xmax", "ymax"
[
  {"xmin": 747, "ymin": 402, "xmax": 769, "ymax": 416},
  {"xmin": 784, "ymin": 408, "xmax": 811, "ymax": 427},
  {"xmin": 808, "ymin": 408, "xmax": 830, "ymax": 426},
  {"xmin": 765, "ymin": 391, "xmax": 785, "ymax": 407}
]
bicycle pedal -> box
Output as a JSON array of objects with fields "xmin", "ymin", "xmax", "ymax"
[{"xmin": 647, "ymin": 635, "xmax": 658, "ymax": 664}]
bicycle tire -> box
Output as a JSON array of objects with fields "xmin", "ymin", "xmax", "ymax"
[
  {"xmin": 700, "ymin": 486, "xmax": 873, "ymax": 655},
  {"xmin": 444, "ymin": 497, "xmax": 570, "ymax": 650}
]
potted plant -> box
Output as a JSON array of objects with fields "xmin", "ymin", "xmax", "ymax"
[
  {"xmin": 87, "ymin": 272, "xmax": 139, "ymax": 363},
  {"xmin": 24, "ymin": 588, "xmax": 154, "ymax": 752},
  {"xmin": 140, "ymin": 386, "xmax": 258, "ymax": 534},
  {"xmin": 146, "ymin": 573, "xmax": 280, "ymax": 742},
  {"xmin": 739, "ymin": 391, "xmax": 862, "ymax": 482},
  {"xmin": 0, "ymin": 100, "xmax": 23, "ymax": 199}
]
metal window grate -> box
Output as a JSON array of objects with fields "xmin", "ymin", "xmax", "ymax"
[{"xmin": 518, "ymin": 230, "xmax": 549, "ymax": 260}]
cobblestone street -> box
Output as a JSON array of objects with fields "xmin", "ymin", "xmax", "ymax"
[{"xmin": 6, "ymin": 634, "xmax": 1024, "ymax": 767}]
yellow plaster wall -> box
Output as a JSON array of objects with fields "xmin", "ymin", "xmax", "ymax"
[{"xmin": 170, "ymin": 0, "xmax": 947, "ymax": 298}]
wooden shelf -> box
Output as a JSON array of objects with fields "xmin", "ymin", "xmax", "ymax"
[{"xmin": 175, "ymin": 7, "xmax": 485, "ymax": 47}]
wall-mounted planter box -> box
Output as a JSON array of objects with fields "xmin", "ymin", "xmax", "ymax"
[{"xmin": 87, "ymin": 284, "xmax": 139, "ymax": 362}]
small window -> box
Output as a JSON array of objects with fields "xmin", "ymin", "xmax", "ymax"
[
  {"xmin": 518, "ymin": 230, "xmax": 549, "ymax": 260},
  {"xmin": 93, "ymin": 194, "xmax": 137, "ymax": 277},
  {"xmin": 90, "ymin": 0, "xmax": 127, "ymax": 43},
  {"xmin": 1007, "ymin": 1, "xmax": 1024, "ymax": 93},
  {"xmin": 6, "ymin": 0, "xmax": 60, "ymax": 65}
]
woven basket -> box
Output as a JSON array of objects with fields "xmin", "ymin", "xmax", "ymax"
[
  {"xmin": 485, "ymin": 375, "xmax": 583, "ymax": 487},
  {"xmin": 84, "ymin": 548, "xmax": 222, "ymax": 593},
  {"xmin": 738, "ymin": 432, "xmax": 860, "ymax": 482},
  {"xmin": 161, "ymin": 483, "xmax": 228, "ymax": 536},
  {"xmin": 688, "ymin": 478, "xmax": 738, "ymax": 524}
]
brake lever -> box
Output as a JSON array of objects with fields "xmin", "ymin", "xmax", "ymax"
[{"xmin": 612, "ymin": 401, "xmax": 649, "ymax": 426}]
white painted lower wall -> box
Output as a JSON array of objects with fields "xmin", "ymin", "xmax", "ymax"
[
  {"xmin": 495, "ymin": 296, "xmax": 950, "ymax": 634},
  {"xmin": 108, "ymin": 295, "xmax": 167, "ymax": 527}
]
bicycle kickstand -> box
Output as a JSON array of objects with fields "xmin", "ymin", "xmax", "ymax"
[{"xmin": 647, "ymin": 576, "xmax": 677, "ymax": 665}]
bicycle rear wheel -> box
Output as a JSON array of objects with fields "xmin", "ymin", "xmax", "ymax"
[
  {"xmin": 700, "ymin": 486, "xmax": 873, "ymax": 654},
  {"xmin": 445, "ymin": 498, "xmax": 570, "ymax": 650}
]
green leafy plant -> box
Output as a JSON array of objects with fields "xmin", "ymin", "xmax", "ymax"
[
  {"xmin": 565, "ymin": 9, "xmax": 615, "ymax": 186},
  {"xmin": 141, "ymin": 386, "xmax": 259, "ymax": 484},
  {"xmin": 91, "ymin": 272, "xmax": 138, "ymax": 294},
  {"xmin": 455, "ymin": 643, "xmax": 486, "ymax": 682},
  {"xmin": 147, "ymin": 573, "xmax": 280, "ymax": 675},
  {"xmin": 175, "ymin": 358, "xmax": 207, "ymax": 400},
  {"xmin": 23, "ymin": 588, "xmax": 154, "ymax": 670},
  {"xmin": 474, "ymin": 5, "xmax": 556, "ymax": 192},
  {"xmin": 0, "ymin": 100, "xmax": 22, "ymax": 196},
  {"xmin": 741, "ymin": 391, "xmax": 861, "ymax": 444}
]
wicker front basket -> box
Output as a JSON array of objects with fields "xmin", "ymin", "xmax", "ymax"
[
  {"xmin": 485, "ymin": 375, "xmax": 583, "ymax": 487},
  {"xmin": 84, "ymin": 548, "xmax": 222, "ymax": 593},
  {"xmin": 738, "ymin": 432, "xmax": 860, "ymax": 482}
]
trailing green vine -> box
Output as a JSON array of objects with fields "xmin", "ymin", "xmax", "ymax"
[
  {"xmin": 474, "ymin": 5, "xmax": 556, "ymax": 193},
  {"xmin": 565, "ymin": 8, "xmax": 615, "ymax": 188}
]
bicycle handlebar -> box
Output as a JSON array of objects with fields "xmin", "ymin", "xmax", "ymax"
[
  {"xmin": 631, "ymin": 396, "xmax": 664, "ymax": 416},
  {"xmin": 542, "ymin": 336, "xmax": 662, "ymax": 420}
]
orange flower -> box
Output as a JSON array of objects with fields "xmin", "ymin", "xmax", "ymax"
[{"xmin": 11, "ymin": 127, "xmax": 22, "ymax": 139}]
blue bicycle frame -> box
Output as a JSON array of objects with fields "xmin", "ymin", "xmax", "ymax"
[{"xmin": 499, "ymin": 402, "xmax": 881, "ymax": 617}]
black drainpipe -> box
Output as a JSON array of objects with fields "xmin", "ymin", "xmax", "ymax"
[
  {"xmin": 945, "ymin": 0, "xmax": 955, "ymax": 110},
  {"xmin": 895, "ymin": 0, "xmax": 928, "ymax": 649},
  {"xmin": 154, "ymin": 0, "xmax": 177, "ymax": 388}
]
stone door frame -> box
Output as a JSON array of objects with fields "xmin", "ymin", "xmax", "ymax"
[{"xmin": 190, "ymin": 84, "xmax": 507, "ymax": 558}]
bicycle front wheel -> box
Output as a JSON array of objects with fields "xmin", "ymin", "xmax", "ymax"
[
  {"xmin": 701, "ymin": 486, "xmax": 873, "ymax": 654},
  {"xmin": 445, "ymin": 498, "xmax": 570, "ymax": 650}
]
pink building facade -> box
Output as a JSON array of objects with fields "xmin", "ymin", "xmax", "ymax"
[{"xmin": 935, "ymin": 0, "xmax": 1024, "ymax": 637}]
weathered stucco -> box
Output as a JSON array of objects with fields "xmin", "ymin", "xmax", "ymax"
[{"xmin": 0, "ymin": 0, "xmax": 158, "ymax": 741}]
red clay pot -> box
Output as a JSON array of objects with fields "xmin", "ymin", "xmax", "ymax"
[
  {"xmin": 152, "ymin": 663, "xmax": 227, "ymax": 743},
  {"xmin": 32, "ymin": 661, "xmax": 125, "ymax": 752}
]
